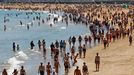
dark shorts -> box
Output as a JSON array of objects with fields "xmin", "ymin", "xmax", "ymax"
[
  {"xmin": 40, "ymin": 71, "xmax": 44, "ymax": 75},
  {"xmin": 65, "ymin": 65, "xmax": 69, "ymax": 68},
  {"xmin": 95, "ymin": 61, "xmax": 100, "ymax": 64}
]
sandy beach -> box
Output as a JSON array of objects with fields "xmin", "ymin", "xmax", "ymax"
[
  {"xmin": 66, "ymin": 4, "xmax": 134, "ymax": 75},
  {"xmin": 68, "ymin": 31, "xmax": 134, "ymax": 75}
]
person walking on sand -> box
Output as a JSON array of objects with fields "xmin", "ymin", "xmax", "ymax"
[
  {"xmin": 54, "ymin": 59, "xmax": 60, "ymax": 74},
  {"xmin": 2, "ymin": 69, "xmax": 8, "ymax": 75},
  {"xmin": 83, "ymin": 44, "xmax": 86, "ymax": 58},
  {"xmin": 88, "ymin": 35, "xmax": 92, "ymax": 48},
  {"xmin": 129, "ymin": 35, "xmax": 132, "ymax": 46},
  {"xmin": 38, "ymin": 62, "xmax": 45, "ymax": 75},
  {"xmin": 20, "ymin": 66, "xmax": 26, "ymax": 75},
  {"xmin": 64, "ymin": 60, "xmax": 70, "ymax": 75},
  {"xmin": 74, "ymin": 66, "xmax": 81, "ymax": 75},
  {"xmin": 82, "ymin": 62, "xmax": 88, "ymax": 75},
  {"xmin": 71, "ymin": 46, "xmax": 75, "ymax": 57},
  {"xmin": 46, "ymin": 62, "xmax": 52, "ymax": 75},
  {"xmin": 12, "ymin": 69, "xmax": 18, "ymax": 75},
  {"xmin": 95, "ymin": 53, "xmax": 100, "ymax": 72},
  {"xmin": 73, "ymin": 53, "xmax": 79, "ymax": 66},
  {"xmin": 78, "ymin": 45, "xmax": 82, "ymax": 58},
  {"xmin": 103, "ymin": 38, "xmax": 107, "ymax": 49}
]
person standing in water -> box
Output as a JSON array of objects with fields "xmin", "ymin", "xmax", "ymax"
[
  {"xmin": 50, "ymin": 42, "xmax": 55, "ymax": 56},
  {"xmin": 42, "ymin": 39, "xmax": 46, "ymax": 58},
  {"xmin": 13, "ymin": 42, "xmax": 16, "ymax": 51},
  {"xmin": 38, "ymin": 40, "xmax": 41, "ymax": 50},
  {"xmin": 95, "ymin": 53, "xmax": 100, "ymax": 72},
  {"xmin": 38, "ymin": 62, "xmax": 45, "ymax": 75},
  {"xmin": 74, "ymin": 66, "xmax": 81, "ymax": 75},
  {"xmin": 72, "ymin": 36, "xmax": 76, "ymax": 46},
  {"xmin": 2, "ymin": 69, "xmax": 8, "ymax": 75},
  {"xmin": 60, "ymin": 40, "xmax": 63, "ymax": 51},
  {"xmin": 4, "ymin": 25, "xmax": 6, "ymax": 31},
  {"xmin": 84, "ymin": 35, "xmax": 88, "ymax": 46},
  {"xmin": 17, "ymin": 44, "xmax": 20, "ymax": 51},
  {"xmin": 78, "ymin": 35, "xmax": 82, "ymax": 45},
  {"xmin": 20, "ymin": 21, "xmax": 22, "ymax": 26},
  {"xmin": 27, "ymin": 24, "xmax": 29, "ymax": 30},
  {"xmin": 42, "ymin": 39, "xmax": 46, "ymax": 48},
  {"xmin": 12, "ymin": 69, "xmax": 18, "ymax": 75},
  {"xmin": 30, "ymin": 41, "xmax": 35, "ymax": 49},
  {"xmin": 55, "ymin": 40, "xmax": 59, "ymax": 49},
  {"xmin": 68, "ymin": 36, "xmax": 72, "ymax": 47},
  {"xmin": 20, "ymin": 66, "xmax": 26, "ymax": 75}
]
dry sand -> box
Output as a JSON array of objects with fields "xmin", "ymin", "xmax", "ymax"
[{"xmin": 68, "ymin": 33, "xmax": 134, "ymax": 75}]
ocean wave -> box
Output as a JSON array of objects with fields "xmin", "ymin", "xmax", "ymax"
[
  {"xmin": 15, "ymin": 51, "xmax": 28, "ymax": 60},
  {"xmin": 3, "ymin": 51, "xmax": 29, "ymax": 75}
]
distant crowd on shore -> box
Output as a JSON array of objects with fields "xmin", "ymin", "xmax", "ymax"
[{"xmin": 1, "ymin": 3, "xmax": 134, "ymax": 75}]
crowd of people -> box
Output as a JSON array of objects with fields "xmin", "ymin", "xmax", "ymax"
[{"xmin": 1, "ymin": 3, "xmax": 134, "ymax": 75}]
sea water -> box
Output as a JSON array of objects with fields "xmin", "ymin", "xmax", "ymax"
[{"xmin": 0, "ymin": 9, "xmax": 90, "ymax": 75}]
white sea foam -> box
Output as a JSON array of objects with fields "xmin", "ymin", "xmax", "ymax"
[
  {"xmin": 31, "ymin": 48, "xmax": 41, "ymax": 53},
  {"xmin": 5, "ymin": 51, "xmax": 28, "ymax": 75},
  {"xmin": 17, "ymin": 24, "xmax": 26, "ymax": 27},
  {"xmin": 7, "ymin": 57, "xmax": 24, "ymax": 75},
  {"xmin": 58, "ymin": 16, "xmax": 62, "ymax": 22},
  {"xmin": 27, "ymin": 22, "xmax": 32, "ymax": 25},
  {"xmin": 43, "ymin": 11, "xmax": 49, "ymax": 13},
  {"xmin": 61, "ymin": 27, "xmax": 66, "ymax": 29},
  {"xmin": 48, "ymin": 19, "xmax": 54, "ymax": 25},
  {"xmin": 15, "ymin": 51, "xmax": 28, "ymax": 60},
  {"xmin": 46, "ymin": 12, "xmax": 63, "ymax": 27}
]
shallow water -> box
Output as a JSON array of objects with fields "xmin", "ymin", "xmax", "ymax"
[{"xmin": 0, "ymin": 9, "xmax": 90, "ymax": 75}]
